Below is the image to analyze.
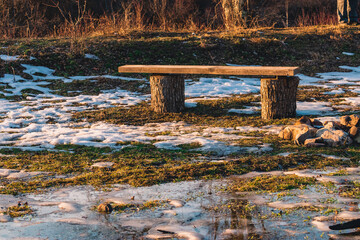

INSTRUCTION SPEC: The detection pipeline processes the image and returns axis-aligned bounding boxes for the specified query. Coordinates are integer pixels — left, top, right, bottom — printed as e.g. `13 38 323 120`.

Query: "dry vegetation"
0 0 341 38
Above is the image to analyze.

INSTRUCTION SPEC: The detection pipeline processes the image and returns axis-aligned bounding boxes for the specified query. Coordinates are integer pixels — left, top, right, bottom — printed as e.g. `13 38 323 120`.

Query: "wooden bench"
118 65 300 119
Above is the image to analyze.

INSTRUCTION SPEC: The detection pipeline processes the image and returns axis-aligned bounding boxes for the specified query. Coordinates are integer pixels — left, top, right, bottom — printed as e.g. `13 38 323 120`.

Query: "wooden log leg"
261 76 299 119
150 74 185 113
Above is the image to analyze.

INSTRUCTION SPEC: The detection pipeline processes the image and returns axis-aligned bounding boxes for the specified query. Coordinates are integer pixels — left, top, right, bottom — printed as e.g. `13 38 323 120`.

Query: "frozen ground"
1 166 360 240
0 57 359 154
0 55 359 239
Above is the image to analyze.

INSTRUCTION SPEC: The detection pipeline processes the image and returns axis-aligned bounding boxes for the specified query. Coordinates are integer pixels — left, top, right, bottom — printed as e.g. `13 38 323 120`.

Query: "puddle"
1 168 360 239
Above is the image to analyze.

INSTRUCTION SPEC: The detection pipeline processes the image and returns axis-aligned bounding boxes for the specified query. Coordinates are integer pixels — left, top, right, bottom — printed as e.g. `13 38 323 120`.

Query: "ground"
0 25 359 239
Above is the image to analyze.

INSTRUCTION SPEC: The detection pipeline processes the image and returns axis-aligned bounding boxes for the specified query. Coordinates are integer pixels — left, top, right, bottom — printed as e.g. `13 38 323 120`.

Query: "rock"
6 170 31 179
316 128 353 147
279 127 292 140
340 114 360 127
222 229 246 236
311 119 323 128
146 233 174 239
97 203 113 213
355 135 360 144
304 137 325 147
0 169 19 177
58 202 79 212
312 221 331 231
0 214 12 223
279 124 317 144
305 142 326 147
168 199 185 208
5 170 48 179
295 116 312 126
105 197 144 206
155 225 204 240
91 162 114 169
294 126 318 145
324 121 343 130
349 126 359 138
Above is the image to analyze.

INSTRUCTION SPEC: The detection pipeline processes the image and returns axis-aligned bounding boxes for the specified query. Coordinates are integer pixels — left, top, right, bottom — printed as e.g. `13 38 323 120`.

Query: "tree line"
0 0 338 38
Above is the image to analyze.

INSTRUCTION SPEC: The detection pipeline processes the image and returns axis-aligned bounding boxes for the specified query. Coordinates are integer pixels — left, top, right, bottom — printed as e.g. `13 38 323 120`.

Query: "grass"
339 181 360 198
0 144 358 195
2 204 33 218
73 99 294 128
229 174 316 193
47 77 149 97
1 26 359 79
110 200 166 213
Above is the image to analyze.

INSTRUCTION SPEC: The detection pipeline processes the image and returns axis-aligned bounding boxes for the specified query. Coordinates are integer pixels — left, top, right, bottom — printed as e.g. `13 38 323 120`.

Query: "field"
0 25 359 239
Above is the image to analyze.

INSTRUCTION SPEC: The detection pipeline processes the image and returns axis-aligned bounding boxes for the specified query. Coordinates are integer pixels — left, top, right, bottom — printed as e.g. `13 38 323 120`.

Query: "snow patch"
296 101 333 115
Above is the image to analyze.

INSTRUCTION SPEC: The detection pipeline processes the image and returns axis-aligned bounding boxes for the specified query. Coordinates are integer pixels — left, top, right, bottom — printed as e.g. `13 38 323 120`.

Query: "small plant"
229 174 316 193
2 203 33 218
110 200 166 213
327 169 349 176
178 142 202 150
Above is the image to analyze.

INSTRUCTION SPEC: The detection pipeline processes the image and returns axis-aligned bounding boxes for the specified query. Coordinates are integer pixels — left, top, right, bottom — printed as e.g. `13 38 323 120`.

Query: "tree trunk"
150 74 185 113
261 76 299 119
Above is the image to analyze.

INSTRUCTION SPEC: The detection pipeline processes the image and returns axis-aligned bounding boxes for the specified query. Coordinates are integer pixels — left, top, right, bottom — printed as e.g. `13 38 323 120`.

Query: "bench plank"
118 65 299 76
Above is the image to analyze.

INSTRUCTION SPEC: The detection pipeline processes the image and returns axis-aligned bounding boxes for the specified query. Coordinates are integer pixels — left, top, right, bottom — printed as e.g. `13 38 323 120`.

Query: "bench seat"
118 65 299 76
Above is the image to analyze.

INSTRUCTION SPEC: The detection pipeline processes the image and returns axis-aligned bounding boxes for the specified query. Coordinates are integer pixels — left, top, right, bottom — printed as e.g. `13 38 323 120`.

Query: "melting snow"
296 101 333 115
84 54 100 60
0 55 21 61
0 54 35 61
185 77 260 97
228 106 260 115
0 60 359 154
342 52 355 56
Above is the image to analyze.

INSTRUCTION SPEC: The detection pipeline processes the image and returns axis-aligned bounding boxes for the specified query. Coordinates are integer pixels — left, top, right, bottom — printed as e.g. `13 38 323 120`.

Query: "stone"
324 121 338 130
312 221 331 232
279 127 292 140
340 114 360 127
58 202 79 212
304 137 325 147
294 126 318 145
91 162 114 169
168 199 185 208
0 169 19 177
97 203 113 214
311 119 323 128
0 214 12 223
279 124 317 144
349 126 359 138
316 128 353 147
355 135 360 144
305 142 326 147
155 225 204 240
295 116 312 126
222 229 246 236
6 171 31 179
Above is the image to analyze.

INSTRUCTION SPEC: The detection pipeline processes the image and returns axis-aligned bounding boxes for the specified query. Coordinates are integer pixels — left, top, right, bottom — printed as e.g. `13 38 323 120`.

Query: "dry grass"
0 0 343 39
